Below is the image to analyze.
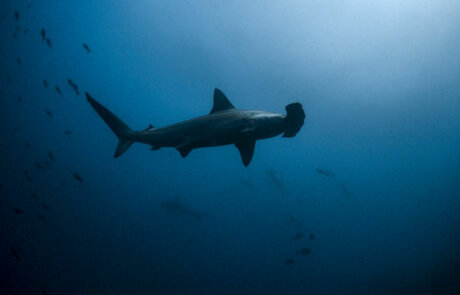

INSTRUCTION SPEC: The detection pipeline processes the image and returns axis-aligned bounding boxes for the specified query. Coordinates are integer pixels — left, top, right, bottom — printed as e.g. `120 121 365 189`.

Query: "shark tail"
86 92 135 157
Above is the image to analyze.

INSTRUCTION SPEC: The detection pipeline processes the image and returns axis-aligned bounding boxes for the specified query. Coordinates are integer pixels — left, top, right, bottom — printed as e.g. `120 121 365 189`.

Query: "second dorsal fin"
209 88 235 114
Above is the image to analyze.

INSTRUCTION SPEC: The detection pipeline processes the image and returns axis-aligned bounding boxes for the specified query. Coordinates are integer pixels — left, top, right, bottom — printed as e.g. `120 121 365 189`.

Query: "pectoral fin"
177 146 192 158
235 138 256 167
176 139 193 158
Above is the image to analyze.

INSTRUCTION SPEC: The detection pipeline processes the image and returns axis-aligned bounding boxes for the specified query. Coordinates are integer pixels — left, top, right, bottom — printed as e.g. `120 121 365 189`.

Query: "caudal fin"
86 92 134 157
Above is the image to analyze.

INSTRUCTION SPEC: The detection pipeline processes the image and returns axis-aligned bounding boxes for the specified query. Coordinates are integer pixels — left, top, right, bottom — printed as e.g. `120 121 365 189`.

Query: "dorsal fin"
210 88 235 114
143 124 154 131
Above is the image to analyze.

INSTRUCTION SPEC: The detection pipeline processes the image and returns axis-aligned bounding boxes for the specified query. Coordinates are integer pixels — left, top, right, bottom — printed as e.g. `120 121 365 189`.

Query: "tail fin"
86 92 135 157
283 102 305 138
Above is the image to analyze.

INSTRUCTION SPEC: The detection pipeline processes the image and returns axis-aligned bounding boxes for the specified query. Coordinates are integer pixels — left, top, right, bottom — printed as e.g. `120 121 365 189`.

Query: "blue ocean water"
1 1 459 294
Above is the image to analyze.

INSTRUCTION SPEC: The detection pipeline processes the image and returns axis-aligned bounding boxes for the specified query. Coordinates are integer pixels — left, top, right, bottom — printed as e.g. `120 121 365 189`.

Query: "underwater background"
1 1 459 294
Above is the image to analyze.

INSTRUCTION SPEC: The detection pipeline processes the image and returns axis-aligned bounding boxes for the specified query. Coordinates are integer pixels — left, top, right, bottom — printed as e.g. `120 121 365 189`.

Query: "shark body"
86 89 305 166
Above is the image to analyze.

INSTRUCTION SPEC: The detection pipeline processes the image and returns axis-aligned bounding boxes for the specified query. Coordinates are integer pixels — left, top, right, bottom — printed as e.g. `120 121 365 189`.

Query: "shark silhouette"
86 89 305 166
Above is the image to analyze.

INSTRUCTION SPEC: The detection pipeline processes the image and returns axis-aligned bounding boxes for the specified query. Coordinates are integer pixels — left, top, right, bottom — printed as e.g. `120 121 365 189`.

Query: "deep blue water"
1 1 459 294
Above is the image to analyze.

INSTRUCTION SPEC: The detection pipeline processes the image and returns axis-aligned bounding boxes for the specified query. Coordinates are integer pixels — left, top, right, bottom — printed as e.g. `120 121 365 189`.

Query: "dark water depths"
1 1 459 294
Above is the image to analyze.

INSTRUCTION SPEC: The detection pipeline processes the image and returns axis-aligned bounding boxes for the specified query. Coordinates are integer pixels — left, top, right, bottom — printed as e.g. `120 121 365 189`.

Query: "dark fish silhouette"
10 246 21 261
12 208 24 215
24 142 31 147
43 160 51 168
13 32 18 39
159 197 205 219
34 162 44 170
285 258 295 265
48 151 54 161
41 28 46 40
32 193 39 200
309 233 315 240
316 168 335 178
38 214 47 223
17 96 23 102
14 11 19 21
73 172 83 183
296 247 312 256
6 76 12 83
24 170 32 181
292 232 305 240
45 109 53 118
27 4 32 9
55 86 62 95
43 79 48 88
45 38 52 48
82 43 91 53
67 79 80 95
16 57 21 65
64 130 72 135
23 28 28 33
15 26 20 31
42 202 51 210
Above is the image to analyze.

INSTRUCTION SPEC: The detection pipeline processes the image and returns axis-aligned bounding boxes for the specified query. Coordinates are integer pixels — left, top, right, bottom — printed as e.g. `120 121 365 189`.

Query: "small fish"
43 160 51 168
292 232 305 240
45 38 52 48
296 247 312 256
38 214 47 223
31 193 39 200
73 172 83 183
64 130 72 135
12 208 24 215
42 202 51 210
6 76 12 83
35 162 44 170
41 28 46 40
316 168 336 178
23 28 28 33
27 4 32 9
13 32 18 39
48 151 54 161
55 86 62 95
82 43 91 53
17 96 23 102
15 26 20 31
24 170 32 181
309 234 315 241
43 79 48 88
10 246 21 261
45 109 53 118
67 79 80 95
16 57 21 65
14 11 19 21
24 142 31 147
285 258 295 265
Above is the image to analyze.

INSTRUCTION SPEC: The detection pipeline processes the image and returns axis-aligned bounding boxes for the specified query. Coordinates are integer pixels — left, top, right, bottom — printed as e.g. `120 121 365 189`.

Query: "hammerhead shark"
86 89 305 166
